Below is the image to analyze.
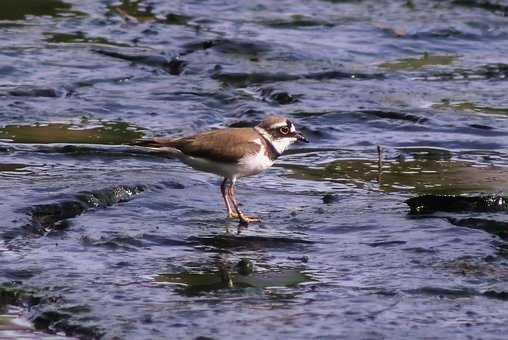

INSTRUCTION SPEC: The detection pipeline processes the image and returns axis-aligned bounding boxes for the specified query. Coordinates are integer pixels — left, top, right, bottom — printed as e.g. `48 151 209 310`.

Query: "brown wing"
131 138 176 148
133 128 262 163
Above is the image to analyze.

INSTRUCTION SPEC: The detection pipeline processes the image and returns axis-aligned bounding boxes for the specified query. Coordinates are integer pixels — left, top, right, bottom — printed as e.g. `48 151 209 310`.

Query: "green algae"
434 100 508 116
380 53 457 71
0 0 84 20
0 121 144 145
155 268 311 295
262 14 334 28
108 0 188 25
44 32 129 47
0 163 26 172
284 148 508 194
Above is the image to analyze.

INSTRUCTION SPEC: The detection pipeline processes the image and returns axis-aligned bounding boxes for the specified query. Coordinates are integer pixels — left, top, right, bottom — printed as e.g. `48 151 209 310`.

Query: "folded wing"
132 128 261 163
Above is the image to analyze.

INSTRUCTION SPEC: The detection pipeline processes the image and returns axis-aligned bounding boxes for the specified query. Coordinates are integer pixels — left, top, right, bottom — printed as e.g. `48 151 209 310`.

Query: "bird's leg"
227 181 259 225
221 178 237 218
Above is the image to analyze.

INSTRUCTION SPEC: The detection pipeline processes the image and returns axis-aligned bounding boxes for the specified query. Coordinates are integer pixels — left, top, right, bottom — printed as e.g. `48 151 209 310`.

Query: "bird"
132 115 308 225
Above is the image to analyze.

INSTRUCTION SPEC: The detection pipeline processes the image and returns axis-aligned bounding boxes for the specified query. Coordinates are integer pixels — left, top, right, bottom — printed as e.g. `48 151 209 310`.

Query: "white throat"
254 126 296 155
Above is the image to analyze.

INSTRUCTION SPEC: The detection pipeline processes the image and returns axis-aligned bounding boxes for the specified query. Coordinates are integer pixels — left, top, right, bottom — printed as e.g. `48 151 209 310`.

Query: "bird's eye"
280 126 290 135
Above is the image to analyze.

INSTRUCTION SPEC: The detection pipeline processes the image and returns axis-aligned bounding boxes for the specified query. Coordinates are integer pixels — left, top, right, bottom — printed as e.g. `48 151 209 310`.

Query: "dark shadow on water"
187 234 313 251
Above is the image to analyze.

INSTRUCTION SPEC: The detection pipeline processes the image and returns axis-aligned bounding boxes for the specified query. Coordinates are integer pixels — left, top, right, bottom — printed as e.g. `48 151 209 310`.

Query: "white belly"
237 151 274 178
179 151 273 180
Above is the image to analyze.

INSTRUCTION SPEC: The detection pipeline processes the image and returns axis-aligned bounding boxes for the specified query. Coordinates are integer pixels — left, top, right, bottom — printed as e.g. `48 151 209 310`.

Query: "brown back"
133 127 262 163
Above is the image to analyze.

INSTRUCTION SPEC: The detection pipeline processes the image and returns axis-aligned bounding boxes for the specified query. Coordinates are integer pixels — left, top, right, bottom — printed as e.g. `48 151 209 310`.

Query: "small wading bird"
133 116 308 225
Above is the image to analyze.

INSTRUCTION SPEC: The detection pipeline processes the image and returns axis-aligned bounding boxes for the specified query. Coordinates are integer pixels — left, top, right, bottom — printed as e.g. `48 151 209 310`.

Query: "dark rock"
287 255 309 262
94 49 186 75
259 87 301 105
322 193 339 204
33 309 104 339
164 13 189 25
453 0 508 16
188 235 313 250
27 184 146 233
447 217 508 240
406 195 508 214
236 258 254 275
181 39 271 56
484 290 508 300
422 63 508 81
8 86 59 97
212 70 383 87
0 284 41 307
362 110 428 123
469 124 493 130
33 310 71 330
366 240 407 247
162 58 187 75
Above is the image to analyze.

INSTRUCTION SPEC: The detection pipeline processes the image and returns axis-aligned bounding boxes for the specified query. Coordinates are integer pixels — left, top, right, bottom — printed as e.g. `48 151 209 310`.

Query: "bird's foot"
238 214 260 226
226 212 260 225
227 212 239 219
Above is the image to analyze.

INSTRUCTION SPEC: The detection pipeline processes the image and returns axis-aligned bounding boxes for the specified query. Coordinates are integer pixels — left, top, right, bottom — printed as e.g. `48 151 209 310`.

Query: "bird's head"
255 115 308 155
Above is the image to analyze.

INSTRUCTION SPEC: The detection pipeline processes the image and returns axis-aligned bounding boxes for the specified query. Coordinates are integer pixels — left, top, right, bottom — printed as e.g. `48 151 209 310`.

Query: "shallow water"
1 0 508 339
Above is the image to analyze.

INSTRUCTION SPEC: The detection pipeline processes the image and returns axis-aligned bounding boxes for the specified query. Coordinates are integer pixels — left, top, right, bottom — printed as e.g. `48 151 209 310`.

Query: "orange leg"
221 178 237 218
227 180 259 225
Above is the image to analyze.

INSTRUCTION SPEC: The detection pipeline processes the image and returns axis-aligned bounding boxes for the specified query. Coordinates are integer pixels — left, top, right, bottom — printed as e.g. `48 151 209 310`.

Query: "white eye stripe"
254 125 298 154
268 122 287 129
269 121 297 133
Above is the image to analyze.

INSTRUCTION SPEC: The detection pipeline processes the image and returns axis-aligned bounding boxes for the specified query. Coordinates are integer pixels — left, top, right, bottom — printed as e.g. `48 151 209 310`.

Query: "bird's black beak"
295 131 309 143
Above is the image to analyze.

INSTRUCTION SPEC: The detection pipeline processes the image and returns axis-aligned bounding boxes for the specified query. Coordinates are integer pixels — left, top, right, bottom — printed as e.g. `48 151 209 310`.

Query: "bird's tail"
129 138 183 159
131 139 160 148
130 138 177 148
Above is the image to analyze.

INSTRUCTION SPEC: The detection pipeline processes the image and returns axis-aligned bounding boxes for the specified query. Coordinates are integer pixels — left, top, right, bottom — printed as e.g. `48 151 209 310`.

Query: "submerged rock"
181 38 272 56
0 284 101 338
379 53 457 71
154 268 311 296
236 258 254 275
211 70 383 87
453 0 508 16
94 49 187 75
258 87 301 105
0 0 79 21
188 234 313 250
447 217 508 240
419 63 508 81
361 110 428 123
0 284 41 307
0 85 61 97
406 195 508 214
322 193 340 204
27 185 146 234
0 121 143 144
287 152 508 194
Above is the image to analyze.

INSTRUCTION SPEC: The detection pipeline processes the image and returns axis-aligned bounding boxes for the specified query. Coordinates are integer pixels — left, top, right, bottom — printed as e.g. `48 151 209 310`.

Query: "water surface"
1 0 508 339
